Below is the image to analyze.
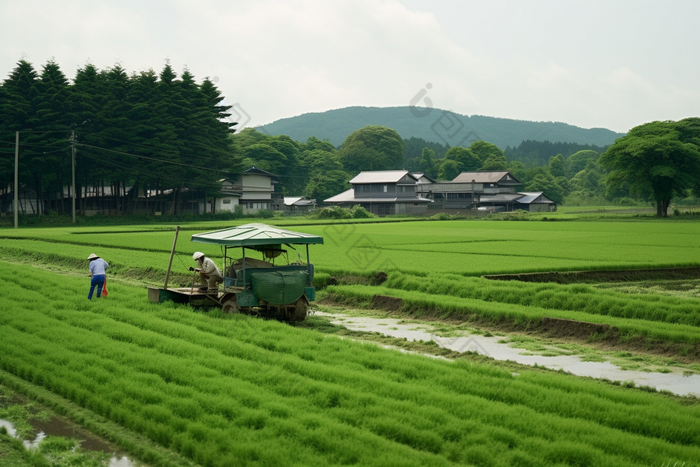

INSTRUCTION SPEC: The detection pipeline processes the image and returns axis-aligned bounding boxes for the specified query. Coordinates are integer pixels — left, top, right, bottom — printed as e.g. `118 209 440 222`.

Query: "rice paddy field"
1 216 700 466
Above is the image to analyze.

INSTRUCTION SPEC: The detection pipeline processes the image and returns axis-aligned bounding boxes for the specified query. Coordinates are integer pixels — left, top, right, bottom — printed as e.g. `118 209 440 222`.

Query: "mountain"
258 106 625 149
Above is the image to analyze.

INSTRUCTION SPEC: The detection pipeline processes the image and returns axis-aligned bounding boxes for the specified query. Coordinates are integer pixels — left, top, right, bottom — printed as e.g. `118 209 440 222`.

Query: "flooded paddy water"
317 312 700 397
0 413 137 466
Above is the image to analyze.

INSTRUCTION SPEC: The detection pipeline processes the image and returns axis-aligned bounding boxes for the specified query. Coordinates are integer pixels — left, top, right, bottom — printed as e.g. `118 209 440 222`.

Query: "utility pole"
14 131 19 229
71 130 76 224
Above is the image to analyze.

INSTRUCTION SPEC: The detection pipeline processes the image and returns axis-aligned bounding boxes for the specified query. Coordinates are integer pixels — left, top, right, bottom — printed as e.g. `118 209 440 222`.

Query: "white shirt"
200 257 221 276
89 258 109 276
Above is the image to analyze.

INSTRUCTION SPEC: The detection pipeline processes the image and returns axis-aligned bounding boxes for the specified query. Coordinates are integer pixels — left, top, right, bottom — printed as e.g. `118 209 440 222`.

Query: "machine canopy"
190 223 324 247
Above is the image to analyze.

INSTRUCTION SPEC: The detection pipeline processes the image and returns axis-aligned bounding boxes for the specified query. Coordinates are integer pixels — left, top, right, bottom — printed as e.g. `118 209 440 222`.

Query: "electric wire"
76 143 230 173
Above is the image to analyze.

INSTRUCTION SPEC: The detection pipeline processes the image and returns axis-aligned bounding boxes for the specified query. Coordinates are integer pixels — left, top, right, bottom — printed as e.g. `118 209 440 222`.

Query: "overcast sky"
1 0 698 133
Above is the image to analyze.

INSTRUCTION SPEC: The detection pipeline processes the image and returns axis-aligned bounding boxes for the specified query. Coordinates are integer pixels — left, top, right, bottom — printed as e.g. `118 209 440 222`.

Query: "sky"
1 0 698 134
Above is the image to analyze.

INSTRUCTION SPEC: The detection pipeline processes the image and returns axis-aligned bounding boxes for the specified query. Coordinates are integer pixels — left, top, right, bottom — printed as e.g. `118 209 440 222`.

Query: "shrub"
350 205 374 219
430 212 453 220
310 206 352 219
618 197 638 206
485 210 531 221
254 209 275 219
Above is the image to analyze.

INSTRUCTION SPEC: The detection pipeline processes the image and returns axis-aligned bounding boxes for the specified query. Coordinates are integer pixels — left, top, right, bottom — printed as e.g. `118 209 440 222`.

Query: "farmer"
191 252 223 291
87 253 109 299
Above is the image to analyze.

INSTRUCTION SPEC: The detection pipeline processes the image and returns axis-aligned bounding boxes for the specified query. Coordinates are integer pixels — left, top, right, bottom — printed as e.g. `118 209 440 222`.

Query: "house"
416 171 522 210
215 167 283 213
452 171 522 193
415 170 557 212
324 170 431 216
283 196 316 213
479 191 557 212
0 185 44 215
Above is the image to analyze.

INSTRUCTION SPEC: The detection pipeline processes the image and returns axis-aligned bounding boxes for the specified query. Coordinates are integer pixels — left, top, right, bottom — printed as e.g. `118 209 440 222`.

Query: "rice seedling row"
325 284 700 346
2 262 700 466
383 272 700 327
2 220 699 276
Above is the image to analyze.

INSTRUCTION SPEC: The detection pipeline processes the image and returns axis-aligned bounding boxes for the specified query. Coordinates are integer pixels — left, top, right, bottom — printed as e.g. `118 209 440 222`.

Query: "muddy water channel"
318 312 700 397
0 415 138 466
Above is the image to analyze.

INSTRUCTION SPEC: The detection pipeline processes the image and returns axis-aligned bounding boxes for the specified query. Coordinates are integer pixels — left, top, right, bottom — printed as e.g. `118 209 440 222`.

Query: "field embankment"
322 270 700 360
1 262 700 466
484 267 700 283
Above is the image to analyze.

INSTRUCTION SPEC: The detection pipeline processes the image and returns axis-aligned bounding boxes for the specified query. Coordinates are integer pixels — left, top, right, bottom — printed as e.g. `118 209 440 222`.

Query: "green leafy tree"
548 153 567 178
507 161 526 182
481 152 508 171
570 159 605 196
404 136 449 171
566 150 599 177
437 159 460 181
267 135 300 188
302 136 336 153
305 169 350 203
338 125 404 174
417 147 437 178
525 173 565 205
469 141 504 164
445 146 481 172
600 118 700 217
294 138 345 197
242 143 287 174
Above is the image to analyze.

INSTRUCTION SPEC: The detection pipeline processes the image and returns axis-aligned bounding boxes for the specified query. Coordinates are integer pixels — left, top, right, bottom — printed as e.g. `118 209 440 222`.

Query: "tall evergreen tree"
1 60 40 213
35 60 72 213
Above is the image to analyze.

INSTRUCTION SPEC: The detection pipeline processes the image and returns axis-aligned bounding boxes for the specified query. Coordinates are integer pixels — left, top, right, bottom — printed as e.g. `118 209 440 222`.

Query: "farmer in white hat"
87 253 109 299
191 252 223 291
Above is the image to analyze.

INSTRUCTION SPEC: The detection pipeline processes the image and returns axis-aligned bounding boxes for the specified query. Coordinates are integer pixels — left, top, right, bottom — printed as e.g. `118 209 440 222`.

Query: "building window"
223 199 231 204
244 202 269 209
383 185 388 193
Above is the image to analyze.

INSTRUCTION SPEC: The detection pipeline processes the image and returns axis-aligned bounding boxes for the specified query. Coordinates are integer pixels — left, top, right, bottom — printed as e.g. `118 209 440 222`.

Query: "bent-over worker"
87 253 109 299
191 252 223 291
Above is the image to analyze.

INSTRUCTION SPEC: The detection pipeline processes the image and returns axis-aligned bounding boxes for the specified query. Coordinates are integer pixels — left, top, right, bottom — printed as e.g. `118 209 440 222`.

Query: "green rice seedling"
2 260 700 466
383 272 700 328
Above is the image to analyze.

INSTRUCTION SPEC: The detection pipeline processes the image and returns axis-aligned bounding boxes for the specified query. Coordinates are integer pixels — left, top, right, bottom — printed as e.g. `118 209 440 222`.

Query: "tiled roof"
324 189 431 204
517 192 554 204
479 193 524 203
349 170 416 184
453 171 520 184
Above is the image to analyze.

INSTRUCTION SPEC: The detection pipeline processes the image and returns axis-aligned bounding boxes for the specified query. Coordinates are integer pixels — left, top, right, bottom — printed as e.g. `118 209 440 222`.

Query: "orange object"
102 279 109 297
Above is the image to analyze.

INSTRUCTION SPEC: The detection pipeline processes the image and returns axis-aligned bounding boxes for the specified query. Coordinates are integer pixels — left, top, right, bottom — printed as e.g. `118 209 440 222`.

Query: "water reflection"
320 312 700 397
0 417 138 466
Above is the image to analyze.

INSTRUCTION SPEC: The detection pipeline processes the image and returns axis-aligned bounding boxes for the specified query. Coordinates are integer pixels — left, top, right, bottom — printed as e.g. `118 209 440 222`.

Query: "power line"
0 147 69 155
0 129 72 134
76 143 230 173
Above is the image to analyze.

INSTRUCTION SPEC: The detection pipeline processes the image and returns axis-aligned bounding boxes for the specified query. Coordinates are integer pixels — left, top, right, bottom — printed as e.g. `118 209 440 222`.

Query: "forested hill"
259 106 625 149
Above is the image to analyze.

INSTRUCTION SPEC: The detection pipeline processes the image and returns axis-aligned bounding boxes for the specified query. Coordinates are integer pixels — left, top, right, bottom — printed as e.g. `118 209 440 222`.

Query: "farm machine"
148 223 323 321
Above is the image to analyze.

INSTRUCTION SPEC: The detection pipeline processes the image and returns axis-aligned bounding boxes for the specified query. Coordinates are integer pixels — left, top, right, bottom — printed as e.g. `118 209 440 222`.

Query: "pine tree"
1 60 40 213
35 60 72 213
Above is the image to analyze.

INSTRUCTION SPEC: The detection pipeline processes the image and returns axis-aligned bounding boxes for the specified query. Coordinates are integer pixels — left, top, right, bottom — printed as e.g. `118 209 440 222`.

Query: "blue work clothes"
88 258 109 299
88 275 106 299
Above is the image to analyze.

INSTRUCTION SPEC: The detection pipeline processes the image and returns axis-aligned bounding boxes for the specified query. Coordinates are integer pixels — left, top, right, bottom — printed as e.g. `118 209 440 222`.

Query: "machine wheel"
221 296 240 314
291 297 308 322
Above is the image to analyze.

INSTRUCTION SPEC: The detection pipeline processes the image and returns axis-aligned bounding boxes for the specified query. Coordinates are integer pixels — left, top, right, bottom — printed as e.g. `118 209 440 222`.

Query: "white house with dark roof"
415 170 557 212
283 196 316 213
216 167 283 213
324 170 431 216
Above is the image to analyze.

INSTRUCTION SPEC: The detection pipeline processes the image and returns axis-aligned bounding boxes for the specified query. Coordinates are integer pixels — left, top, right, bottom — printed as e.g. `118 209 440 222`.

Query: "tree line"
2 58 697 218
0 59 235 215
